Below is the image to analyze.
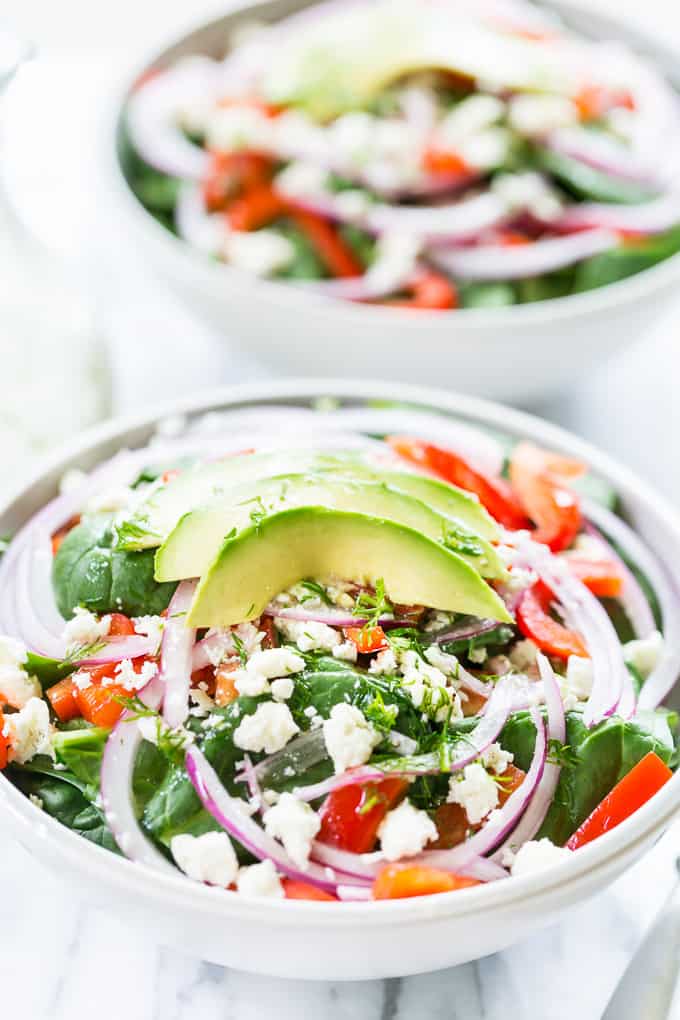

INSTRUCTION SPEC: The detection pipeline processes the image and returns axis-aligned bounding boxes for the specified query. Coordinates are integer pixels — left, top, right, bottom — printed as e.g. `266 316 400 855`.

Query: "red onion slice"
311 842 384 881
429 229 619 280
126 61 214 180
558 191 680 235
185 745 369 893
422 850 508 882
161 580 198 728
414 704 546 871
545 128 663 187
584 501 680 711
100 675 175 872
492 653 565 860
264 606 408 628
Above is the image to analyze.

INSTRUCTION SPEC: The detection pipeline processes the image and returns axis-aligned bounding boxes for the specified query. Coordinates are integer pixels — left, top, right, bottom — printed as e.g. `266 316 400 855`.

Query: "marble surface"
3 1 680 1016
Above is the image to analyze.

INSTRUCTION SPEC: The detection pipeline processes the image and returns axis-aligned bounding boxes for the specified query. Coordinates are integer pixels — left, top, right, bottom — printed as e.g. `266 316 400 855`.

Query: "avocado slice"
119 449 498 550
155 474 506 582
187 506 513 628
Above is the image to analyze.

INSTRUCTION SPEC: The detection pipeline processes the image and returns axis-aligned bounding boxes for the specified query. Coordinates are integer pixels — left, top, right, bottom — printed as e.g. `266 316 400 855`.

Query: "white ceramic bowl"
1 379 679 981
103 1 680 404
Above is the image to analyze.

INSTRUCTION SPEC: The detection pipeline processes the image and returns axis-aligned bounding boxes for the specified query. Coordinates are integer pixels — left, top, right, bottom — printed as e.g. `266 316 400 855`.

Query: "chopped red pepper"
516 580 588 660
203 151 273 212
318 778 408 854
289 208 363 278
389 271 458 310
388 435 529 530
422 147 471 177
107 613 137 636
344 626 388 655
0 709 10 769
510 441 584 552
567 752 672 850
373 864 481 899
282 879 338 901
227 185 288 231
567 558 624 598
47 677 80 722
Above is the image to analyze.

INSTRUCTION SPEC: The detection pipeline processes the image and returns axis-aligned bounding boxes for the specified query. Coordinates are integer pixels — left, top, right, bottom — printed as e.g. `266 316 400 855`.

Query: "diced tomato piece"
344 626 388 655
373 864 481 899
258 616 279 649
510 441 584 552
76 683 129 727
47 677 80 722
566 558 624 598
215 662 240 707
567 752 672 850
422 147 471 176
430 802 469 849
389 271 458 310
318 778 408 854
461 689 488 717
388 436 529 530
516 581 588 659
202 151 274 211
497 763 526 806
0 709 9 769
227 185 287 231
282 879 338 901
191 664 216 696
574 84 635 121
289 209 363 278
107 613 136 636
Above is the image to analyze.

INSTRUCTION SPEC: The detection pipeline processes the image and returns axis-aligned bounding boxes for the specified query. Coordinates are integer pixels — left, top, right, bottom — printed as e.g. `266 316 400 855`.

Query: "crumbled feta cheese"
235 646 304 697
334 189 371 221
624 631 664 679
481 742 514 776
137 716 160 745
271 676 294 701
203 623 263 668
448 762 499 825
275 160 330 200
332 641 358 663
189 687 217 716
365 233 421 293
369 648 398 675
509 639 539 672
29 793 44 810
133 615 164 651
4 698 53 763
401 650 461 722
459 127 511 170
562 655 593 703
206 105 271 152
233 667 270 697
377 799 437 861
72 670 93 691
234 702 299 754
225 229 295 277
236 859 284 899
424 644 460 678
85 486 134 513
510 838 572 877
508 94 578 136
263 792 320 870
170 832 239 887
322 703 380 774
436 95 506 148
62 607 110 651
0 668 41 709
492 171 562 221
0 635 27 668
330 111 377 166
110 658 158 692
276 618 341 654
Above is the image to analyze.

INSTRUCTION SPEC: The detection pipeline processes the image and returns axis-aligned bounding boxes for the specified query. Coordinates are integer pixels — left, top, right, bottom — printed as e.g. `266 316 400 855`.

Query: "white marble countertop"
3 1 680 1016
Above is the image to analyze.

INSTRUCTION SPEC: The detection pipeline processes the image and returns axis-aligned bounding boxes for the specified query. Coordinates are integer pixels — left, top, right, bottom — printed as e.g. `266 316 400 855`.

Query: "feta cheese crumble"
62 607 111 651
236 859 284 899
170 832 239 887
0 636 41 708
233 702 299 754
3 697 53 763
624 631 664 679
481 742 514 776
275 618 341 654
377 799 437 861
263 792 321 870
448 762 499 825
510 838 572 877
322 703 381 774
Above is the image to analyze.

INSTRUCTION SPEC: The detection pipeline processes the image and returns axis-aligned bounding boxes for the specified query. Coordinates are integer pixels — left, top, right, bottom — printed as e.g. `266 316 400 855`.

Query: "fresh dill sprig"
232 632 248 666
546 738 579 768
353 578 393 631
298 580 333 606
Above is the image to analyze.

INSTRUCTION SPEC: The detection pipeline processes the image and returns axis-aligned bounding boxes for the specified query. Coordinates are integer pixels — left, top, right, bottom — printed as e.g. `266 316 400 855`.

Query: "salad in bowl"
122 0 680 310
0 397 677 909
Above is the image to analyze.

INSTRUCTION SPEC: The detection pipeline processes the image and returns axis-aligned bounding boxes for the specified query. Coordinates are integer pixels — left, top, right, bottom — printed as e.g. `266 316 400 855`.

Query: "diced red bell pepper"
373 864 481 899
318 778 409 854
566 558 624 598
567 752 672 850
282 879 338 901
516 581 588 659
289 208 363 278
344 626 388 655
0 709 9 769
510 441 585 552
388 436 529 530
107 613 136 636
47 677 81 722
388 272 459 310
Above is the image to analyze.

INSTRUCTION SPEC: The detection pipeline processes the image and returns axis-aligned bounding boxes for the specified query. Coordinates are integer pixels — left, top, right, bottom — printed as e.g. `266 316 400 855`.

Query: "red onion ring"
100 675 175 872
429 228 619 280
185 745 369 893
545 128 663 187
161 580 198 729
558 191 680 235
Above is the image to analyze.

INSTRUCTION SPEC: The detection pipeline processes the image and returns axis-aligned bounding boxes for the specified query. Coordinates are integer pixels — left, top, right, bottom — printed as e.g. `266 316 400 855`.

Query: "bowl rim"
103 0 680 330
2 376 680 924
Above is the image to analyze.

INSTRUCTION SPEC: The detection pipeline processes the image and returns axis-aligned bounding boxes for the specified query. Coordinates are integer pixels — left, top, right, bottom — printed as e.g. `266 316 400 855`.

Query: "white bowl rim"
1 376 680 925
103 0 680 330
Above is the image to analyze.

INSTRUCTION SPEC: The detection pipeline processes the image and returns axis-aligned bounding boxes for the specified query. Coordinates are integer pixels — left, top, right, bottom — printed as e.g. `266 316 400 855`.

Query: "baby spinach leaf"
500 708 674 845
535 147 660 204
573 227 680 293
52 513 176 619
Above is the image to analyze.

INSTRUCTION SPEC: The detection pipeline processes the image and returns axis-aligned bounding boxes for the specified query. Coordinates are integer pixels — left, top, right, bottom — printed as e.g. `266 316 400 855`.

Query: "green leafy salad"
122 0 680 310
0 402 676 902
